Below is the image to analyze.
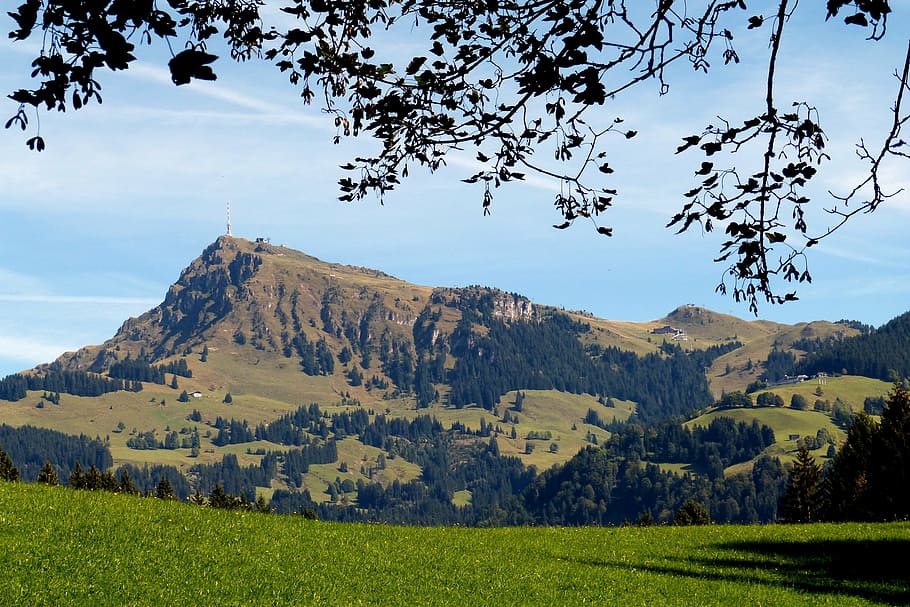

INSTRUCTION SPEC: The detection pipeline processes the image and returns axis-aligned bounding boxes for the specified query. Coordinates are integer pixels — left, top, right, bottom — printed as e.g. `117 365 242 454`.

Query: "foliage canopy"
4 0 908 312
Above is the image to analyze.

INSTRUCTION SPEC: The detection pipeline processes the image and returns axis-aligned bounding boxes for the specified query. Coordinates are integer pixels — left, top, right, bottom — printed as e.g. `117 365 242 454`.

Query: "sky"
1 5 909 377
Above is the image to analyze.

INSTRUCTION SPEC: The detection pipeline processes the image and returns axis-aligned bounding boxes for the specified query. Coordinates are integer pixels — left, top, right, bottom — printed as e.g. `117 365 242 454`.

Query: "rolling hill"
0 236 899 523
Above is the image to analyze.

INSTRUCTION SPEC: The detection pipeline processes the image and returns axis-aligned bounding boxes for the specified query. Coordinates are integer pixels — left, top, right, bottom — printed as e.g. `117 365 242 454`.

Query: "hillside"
0 236 900 523
4 482 908 606
0 238 709 458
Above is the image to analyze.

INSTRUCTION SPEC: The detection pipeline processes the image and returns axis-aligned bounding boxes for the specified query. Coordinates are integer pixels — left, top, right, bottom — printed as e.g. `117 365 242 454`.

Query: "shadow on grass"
565 538 910 605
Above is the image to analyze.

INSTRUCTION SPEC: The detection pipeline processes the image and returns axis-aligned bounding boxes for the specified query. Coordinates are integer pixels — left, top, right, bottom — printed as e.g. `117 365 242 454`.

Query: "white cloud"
125 62 327 128
0 335 76 367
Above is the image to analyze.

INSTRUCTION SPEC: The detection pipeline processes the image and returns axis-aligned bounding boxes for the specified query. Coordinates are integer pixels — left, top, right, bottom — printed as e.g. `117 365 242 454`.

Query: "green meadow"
1 482 908 606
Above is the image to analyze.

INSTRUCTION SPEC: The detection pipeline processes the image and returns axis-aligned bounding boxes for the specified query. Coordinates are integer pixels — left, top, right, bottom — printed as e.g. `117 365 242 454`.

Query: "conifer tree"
823 387 910 521
188 488 208 506
255 494 274 514
119 469 137 494
36 461 59 486
69 462 85 489
155 478 177 500
0 447 20 482
780 446 823 523
868 385 910 519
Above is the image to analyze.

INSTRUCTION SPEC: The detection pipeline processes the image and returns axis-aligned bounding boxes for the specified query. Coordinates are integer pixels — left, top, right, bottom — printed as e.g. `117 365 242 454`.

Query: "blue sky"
1 6 909 377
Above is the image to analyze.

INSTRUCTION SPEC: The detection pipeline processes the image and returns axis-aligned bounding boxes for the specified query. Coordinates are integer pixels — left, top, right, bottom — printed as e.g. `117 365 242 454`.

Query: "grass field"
1 482 908 606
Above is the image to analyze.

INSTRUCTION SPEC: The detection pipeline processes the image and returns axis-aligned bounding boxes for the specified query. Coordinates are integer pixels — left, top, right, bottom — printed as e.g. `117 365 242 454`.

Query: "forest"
0 400 786 526
4 384 910 526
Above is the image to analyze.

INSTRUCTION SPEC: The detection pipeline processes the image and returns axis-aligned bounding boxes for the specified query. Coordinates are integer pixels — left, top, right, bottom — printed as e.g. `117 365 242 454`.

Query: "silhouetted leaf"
844 13 868 27
168 49 219 85
676 135 701 153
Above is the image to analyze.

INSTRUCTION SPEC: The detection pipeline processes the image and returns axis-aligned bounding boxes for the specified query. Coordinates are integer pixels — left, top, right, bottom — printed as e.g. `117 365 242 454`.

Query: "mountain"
0 236 898 524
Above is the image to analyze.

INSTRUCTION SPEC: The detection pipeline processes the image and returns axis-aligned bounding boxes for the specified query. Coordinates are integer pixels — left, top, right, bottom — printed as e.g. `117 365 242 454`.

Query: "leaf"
596 226 613 236
406 56 427 75
747 15 764 29
700 141 722 156
553 221 571 229
25 135 44 151
844 13 868 27
168 49 219 86
7 0 40 40
676 135 701 154
695 162 713 175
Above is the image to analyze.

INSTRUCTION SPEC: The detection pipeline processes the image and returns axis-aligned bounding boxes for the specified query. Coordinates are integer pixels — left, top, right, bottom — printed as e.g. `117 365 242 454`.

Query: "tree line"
0 370 139 402
108 356 192 384
4 387 908 527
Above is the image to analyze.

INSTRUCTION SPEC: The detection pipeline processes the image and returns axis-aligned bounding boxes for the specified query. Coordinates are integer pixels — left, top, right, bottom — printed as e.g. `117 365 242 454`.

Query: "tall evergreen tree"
155 478 177 500
119 469 137 494
0 446 20 481
824 387 910 521
36 460 59 485
868 385 910 519
69 462 85 489
780 446 823 523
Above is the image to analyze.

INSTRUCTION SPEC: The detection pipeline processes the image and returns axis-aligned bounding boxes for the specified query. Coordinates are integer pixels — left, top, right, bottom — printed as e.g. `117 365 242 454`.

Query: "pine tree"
869 385 910 520
513 391 524 412
37 461 59 485
0 447 20 482
155 478 177 500
255 494 274 514
69 462 85 489
119 469 137 494
223 392 233 404
188 489 208 506
780 446 823 523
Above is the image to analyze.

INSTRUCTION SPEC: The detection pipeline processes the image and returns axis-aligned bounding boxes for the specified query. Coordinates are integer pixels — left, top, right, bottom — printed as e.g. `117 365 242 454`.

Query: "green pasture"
688 407 843 444
1 482 908 606
760 375 892 412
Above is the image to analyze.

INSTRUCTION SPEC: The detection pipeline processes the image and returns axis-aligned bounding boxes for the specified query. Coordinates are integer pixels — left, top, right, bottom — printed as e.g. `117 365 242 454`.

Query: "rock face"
492 292 536 323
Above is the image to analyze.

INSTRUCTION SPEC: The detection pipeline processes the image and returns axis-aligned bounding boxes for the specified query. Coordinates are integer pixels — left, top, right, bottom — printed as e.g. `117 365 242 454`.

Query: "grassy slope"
1 482 908 606
685 375 893 474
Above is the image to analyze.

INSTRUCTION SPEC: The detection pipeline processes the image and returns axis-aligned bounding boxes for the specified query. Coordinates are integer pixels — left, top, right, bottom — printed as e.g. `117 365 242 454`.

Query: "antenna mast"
226 201 232 236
